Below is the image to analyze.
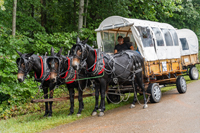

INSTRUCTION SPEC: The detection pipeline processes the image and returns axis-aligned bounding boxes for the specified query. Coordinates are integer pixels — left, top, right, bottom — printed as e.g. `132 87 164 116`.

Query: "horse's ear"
50 47 54 56
57 47 63 57
76 37 81 43
26 51 34 57
82 36 90 44
16 50 22 56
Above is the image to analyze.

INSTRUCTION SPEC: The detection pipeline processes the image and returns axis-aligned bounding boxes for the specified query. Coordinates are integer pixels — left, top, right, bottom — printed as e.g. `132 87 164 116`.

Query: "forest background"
0 0 200 119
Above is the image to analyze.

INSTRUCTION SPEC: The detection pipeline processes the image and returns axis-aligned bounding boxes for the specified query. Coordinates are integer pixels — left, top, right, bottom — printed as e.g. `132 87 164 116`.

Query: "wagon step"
31 93 95 103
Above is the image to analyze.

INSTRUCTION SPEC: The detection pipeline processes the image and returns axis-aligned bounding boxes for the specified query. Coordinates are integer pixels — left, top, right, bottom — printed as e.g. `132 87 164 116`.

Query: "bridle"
47 56 62 75
73 43 90 68
16 56 34 78
48 55 73 79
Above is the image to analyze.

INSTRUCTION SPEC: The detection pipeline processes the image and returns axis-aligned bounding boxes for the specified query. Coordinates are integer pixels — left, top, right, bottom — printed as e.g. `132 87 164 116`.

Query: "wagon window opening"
180 38 189 50
169 29 179 46
151 27 164 46
161 28 173 46
136 26 154 47
101 32 116 53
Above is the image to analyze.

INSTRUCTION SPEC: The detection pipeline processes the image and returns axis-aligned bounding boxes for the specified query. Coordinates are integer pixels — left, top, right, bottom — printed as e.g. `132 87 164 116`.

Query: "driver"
114 36 134 54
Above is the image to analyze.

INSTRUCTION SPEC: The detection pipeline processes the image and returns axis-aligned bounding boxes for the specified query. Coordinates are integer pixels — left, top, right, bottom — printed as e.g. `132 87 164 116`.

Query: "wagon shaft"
31 93 95 103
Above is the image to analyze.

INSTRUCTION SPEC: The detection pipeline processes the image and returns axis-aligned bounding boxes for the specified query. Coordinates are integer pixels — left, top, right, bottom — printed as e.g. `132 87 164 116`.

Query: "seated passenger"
114 36 134 54
136 47 140 54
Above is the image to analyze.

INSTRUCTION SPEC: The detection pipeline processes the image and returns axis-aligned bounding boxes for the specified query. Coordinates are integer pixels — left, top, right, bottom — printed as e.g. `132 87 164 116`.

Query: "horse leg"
68 87 75 116
136 72 148 109
98 79 106 117
130 81 137 108
77 84 84 117
48 87 54 117
92 83 100 116
43 87 49 116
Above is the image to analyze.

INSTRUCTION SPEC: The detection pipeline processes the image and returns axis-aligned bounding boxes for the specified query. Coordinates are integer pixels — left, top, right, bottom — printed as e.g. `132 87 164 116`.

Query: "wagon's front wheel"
147 83 161 103
189 66 199 80
176 76 187 94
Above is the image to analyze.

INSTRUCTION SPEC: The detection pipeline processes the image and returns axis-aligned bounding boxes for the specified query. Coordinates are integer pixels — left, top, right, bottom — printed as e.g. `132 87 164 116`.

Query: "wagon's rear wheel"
106 92 120 104
189 66 199 80
176 76 187 94
147 83 161 103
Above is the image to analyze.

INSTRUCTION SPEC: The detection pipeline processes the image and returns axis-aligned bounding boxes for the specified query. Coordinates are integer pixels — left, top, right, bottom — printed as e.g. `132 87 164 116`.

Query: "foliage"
0 0 5 10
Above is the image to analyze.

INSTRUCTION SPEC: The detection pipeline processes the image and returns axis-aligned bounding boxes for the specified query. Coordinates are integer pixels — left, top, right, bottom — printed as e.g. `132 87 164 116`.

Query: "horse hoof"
143 104 148 109
77 114 81 117
98 112 104 117
68 112 73 116
98 109 101 112
130 104 135 109
48 115 52 118
92 111 97 116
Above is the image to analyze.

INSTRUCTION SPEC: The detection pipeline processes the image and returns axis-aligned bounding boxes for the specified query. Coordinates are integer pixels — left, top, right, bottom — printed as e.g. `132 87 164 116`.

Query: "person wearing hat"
114 36 134 54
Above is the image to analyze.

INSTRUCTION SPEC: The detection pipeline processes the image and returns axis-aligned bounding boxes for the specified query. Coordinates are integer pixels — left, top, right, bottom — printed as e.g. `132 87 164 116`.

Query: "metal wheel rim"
180 77 187 91
192 67 198 79
153 85 161 100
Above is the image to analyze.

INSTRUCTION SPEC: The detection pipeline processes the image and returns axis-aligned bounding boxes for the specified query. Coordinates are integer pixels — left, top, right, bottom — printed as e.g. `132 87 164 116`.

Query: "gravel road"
42 80 200 133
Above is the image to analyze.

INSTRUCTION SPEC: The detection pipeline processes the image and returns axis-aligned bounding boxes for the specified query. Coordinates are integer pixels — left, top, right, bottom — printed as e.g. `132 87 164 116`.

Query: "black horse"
71 37 147 117
47 47 88 116
16 50 55 117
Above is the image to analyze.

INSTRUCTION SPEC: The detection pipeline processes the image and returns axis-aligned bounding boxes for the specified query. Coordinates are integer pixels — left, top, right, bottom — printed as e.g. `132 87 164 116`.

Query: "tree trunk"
84 0 89 27
78 0 84 31
12 0 17 37
73 0 76 27
31 4 34 18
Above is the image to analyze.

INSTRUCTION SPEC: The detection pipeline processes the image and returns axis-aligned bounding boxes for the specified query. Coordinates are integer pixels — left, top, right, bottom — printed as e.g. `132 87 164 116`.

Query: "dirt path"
42 80 200 133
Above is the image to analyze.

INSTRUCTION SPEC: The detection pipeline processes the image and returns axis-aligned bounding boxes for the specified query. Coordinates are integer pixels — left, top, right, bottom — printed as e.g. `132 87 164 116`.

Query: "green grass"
0 64 200 133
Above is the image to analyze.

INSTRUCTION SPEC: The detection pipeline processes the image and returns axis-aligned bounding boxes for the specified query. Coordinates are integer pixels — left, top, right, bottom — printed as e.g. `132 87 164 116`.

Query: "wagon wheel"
189 66 199 80
147 83 161 103
106 91 120 104
176 76 187 94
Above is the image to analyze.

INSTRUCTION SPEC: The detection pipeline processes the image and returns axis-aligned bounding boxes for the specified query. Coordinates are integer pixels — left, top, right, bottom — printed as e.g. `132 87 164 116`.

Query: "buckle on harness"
113 78 118 84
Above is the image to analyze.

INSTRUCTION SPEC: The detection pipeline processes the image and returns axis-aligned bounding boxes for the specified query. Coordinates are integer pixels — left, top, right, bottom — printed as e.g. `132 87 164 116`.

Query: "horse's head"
47 47 63 83
72 37 89 70
16 50 34 82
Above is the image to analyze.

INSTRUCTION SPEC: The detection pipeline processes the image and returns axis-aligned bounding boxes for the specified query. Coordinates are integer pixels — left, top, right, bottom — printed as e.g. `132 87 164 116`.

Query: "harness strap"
34 56 50 81
60 57 70 79
97 53 105 75
92 50 97 71
88 49 105 75
66 71 76 84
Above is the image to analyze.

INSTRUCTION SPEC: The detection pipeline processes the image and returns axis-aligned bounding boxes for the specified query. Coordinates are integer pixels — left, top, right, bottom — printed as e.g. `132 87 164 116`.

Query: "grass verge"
0 64 200 133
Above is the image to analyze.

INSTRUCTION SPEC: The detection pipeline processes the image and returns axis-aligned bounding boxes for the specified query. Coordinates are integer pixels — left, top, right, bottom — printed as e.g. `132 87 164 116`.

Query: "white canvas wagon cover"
176 29 199 56
95 16 181 61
